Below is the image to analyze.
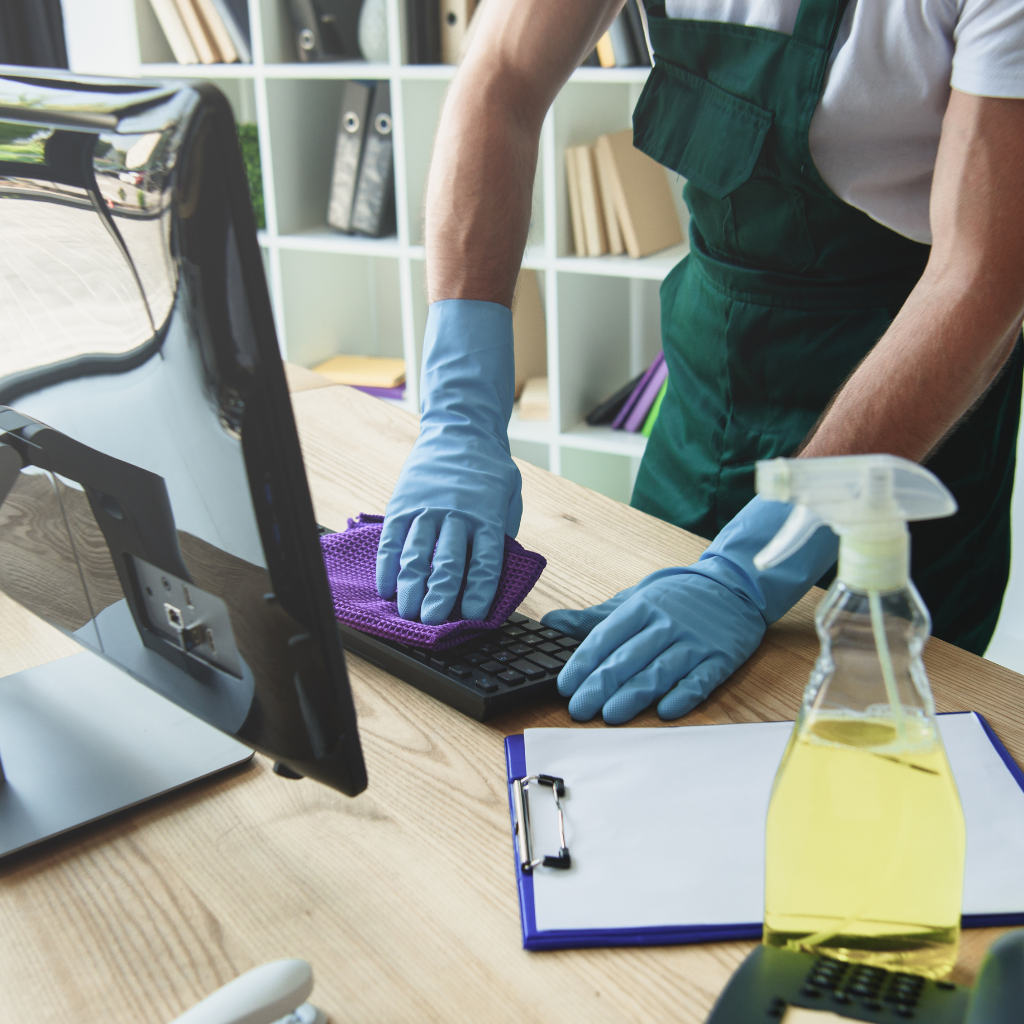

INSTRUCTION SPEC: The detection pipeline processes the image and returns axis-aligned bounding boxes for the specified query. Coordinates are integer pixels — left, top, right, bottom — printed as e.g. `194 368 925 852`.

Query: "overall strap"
791 0 852 50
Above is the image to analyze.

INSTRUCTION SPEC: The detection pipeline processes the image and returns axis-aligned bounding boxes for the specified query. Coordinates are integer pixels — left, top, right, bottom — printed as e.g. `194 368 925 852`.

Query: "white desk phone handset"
169 960 326 1024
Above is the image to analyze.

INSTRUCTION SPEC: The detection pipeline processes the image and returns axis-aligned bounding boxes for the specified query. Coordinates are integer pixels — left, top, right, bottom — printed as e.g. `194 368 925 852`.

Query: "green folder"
641 379 668 437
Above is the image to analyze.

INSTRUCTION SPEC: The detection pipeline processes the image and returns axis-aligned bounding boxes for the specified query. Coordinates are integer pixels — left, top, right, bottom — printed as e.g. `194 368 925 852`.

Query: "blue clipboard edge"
505 712 1024 951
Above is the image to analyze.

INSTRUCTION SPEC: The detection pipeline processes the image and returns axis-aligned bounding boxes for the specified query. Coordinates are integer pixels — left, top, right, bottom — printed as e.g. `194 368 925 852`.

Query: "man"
376 0 1024 724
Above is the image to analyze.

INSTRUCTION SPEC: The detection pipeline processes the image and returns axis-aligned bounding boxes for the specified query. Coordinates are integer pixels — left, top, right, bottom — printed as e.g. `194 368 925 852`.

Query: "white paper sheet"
523 713 1024 933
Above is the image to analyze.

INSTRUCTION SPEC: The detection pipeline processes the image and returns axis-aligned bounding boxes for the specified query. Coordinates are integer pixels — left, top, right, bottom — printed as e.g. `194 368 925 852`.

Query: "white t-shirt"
661 0 1024 243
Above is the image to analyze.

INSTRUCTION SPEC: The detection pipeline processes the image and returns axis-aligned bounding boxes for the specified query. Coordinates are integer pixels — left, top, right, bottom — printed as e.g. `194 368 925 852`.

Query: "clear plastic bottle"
754 456 966 978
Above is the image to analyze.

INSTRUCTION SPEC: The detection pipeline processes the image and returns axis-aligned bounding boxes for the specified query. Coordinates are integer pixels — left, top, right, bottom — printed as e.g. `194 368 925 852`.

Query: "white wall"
61 0 141 75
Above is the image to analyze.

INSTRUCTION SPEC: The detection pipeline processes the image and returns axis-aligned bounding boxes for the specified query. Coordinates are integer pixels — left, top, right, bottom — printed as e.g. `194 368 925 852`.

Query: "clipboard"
504 713 1024 952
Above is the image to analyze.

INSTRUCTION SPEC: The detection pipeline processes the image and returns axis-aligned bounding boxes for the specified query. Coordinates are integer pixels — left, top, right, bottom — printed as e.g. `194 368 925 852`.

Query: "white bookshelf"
113 0 690 503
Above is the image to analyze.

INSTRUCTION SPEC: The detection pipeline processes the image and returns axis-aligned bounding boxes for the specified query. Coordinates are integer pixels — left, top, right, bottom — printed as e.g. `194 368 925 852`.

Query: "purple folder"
610 352 664 430
622 357 669 433
351 383 406 400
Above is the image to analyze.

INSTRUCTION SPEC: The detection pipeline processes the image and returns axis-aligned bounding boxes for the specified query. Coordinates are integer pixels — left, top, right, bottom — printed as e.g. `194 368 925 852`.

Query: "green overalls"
630 0 1022 655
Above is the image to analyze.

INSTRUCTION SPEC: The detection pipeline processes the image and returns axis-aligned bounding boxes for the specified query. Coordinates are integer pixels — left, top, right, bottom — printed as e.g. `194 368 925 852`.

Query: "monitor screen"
0 70 366 796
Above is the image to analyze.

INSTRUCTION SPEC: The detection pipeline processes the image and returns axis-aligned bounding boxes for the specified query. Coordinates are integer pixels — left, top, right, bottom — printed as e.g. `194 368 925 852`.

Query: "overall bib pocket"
633 59 771 199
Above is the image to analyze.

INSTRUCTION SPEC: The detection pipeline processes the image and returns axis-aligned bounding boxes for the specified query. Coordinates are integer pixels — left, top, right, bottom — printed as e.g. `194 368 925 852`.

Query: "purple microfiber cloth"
321 514 547 649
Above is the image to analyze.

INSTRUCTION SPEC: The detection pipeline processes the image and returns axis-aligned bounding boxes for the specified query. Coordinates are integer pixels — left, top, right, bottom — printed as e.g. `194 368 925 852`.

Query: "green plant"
236 123 265 230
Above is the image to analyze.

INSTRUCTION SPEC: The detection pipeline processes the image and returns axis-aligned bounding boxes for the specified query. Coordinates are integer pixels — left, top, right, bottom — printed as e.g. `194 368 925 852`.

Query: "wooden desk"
2 380 1022 1024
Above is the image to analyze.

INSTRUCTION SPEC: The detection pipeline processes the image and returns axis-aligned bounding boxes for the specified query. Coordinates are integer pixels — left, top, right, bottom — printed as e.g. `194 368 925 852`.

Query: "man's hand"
800 91 1024 461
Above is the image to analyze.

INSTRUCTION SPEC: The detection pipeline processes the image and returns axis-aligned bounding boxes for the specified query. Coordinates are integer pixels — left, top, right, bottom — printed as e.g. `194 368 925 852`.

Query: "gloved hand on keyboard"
541 496 839 724
377 299 522 625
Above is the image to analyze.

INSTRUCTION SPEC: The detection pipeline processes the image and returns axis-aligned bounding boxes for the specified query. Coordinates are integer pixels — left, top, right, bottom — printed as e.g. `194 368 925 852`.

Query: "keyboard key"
492 650 518 664
539 629 562 640
498 670 525 685
525 652 561 671
511 659 546 680
502 626 527 639
507 643 533 656
428 655 451 670
520 634 544 646
476 643 501 654
473 678 498 693
507 612 529 625
556 636 580 649
554 650 573 663
496 636 516 647
408 647 429 660
463 653 488 665
538 642 561 654
448 664 473 679
518 620 547 632
481 661 504 674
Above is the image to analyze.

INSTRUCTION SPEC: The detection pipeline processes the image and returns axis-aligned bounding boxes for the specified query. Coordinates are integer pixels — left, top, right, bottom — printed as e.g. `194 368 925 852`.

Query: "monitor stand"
0 649 254 859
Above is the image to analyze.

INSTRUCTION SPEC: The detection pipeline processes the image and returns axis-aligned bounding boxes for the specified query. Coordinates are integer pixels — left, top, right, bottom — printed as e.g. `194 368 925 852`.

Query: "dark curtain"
0 0 68 68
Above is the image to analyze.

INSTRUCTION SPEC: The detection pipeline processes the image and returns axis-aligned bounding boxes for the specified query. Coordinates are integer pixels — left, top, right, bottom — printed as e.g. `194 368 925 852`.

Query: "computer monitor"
0 68 366 857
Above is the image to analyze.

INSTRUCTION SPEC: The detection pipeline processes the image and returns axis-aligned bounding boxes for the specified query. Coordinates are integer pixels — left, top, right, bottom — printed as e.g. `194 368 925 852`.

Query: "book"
596 129 684 258
406 0 440 63
440 0 475 64
506 713 1024 949
607 10 637 67
593 140 624 255
517 377 549 421
624 0 651 67
147 0 199 63
350 82 396 237
327 81 372 232
576 146 607 257
641 378 667 437
565 146 586 257
512 269 547 398
287 0 363 61
595 31 615 68
585 372 644 426
208 0 250 61
193 0 239 62
622 354 668 432
172 0 218 63
312 355 406 388
611 352 663 430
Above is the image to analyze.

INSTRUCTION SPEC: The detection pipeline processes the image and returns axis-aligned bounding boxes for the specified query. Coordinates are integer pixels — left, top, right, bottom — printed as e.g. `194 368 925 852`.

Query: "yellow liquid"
763 713 965 978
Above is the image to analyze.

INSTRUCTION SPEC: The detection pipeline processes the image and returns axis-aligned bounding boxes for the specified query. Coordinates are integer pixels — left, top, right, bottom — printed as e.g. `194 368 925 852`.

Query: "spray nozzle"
753 455 956 589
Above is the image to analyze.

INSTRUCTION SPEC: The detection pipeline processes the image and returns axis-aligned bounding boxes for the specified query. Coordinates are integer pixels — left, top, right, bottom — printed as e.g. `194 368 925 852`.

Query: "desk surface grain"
1 381 1021 1024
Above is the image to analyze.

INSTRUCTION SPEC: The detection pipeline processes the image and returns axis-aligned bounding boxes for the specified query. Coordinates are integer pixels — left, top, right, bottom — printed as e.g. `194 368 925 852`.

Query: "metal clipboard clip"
512 774 571 874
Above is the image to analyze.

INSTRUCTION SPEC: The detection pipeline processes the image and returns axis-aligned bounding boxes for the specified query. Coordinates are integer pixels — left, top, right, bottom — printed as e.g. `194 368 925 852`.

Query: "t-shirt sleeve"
952 0 1024 98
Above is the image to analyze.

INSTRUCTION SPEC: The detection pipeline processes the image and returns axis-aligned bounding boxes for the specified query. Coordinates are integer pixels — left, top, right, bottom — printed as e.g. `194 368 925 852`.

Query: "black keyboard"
335 612 577 720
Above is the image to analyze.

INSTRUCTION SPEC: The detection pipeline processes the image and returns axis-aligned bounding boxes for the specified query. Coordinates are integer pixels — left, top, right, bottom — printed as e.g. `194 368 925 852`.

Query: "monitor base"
0 649 254 859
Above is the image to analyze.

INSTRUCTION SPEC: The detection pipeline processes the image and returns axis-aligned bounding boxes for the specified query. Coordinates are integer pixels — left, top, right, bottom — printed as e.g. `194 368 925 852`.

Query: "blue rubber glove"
542 496 839 724
377 299 523 624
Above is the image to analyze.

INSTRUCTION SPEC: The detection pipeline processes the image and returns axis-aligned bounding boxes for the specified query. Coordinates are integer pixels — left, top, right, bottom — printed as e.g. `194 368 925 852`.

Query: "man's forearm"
425 63 542 307
801 91 1024 462
424 0 623 307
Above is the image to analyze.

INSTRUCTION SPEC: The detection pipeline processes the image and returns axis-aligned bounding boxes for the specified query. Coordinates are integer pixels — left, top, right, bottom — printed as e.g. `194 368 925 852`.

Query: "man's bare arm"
801 90 1024 462
425 0 625 307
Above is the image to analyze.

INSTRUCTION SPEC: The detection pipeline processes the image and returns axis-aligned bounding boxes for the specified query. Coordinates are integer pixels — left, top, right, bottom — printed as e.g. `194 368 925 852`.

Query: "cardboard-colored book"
512 269 547 398
148 0 199 63
594 140 625 255
565 146 586 257
172 0 219 63
577 145 608 256
595 31 615 68
313 355 406 388
596 129 684 258
517 377 549 421
193 0 239 62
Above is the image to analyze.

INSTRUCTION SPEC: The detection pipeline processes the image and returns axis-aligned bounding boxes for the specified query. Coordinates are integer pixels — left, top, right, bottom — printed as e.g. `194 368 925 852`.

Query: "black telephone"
706 930 1024 1023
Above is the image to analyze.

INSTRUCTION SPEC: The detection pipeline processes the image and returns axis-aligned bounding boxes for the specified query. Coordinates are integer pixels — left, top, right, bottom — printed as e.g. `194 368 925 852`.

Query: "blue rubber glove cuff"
376 299 523 624
544 496 839 723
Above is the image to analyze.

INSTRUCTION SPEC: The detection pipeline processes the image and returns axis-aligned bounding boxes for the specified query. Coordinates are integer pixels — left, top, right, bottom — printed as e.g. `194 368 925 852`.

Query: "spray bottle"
754 454 966 978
